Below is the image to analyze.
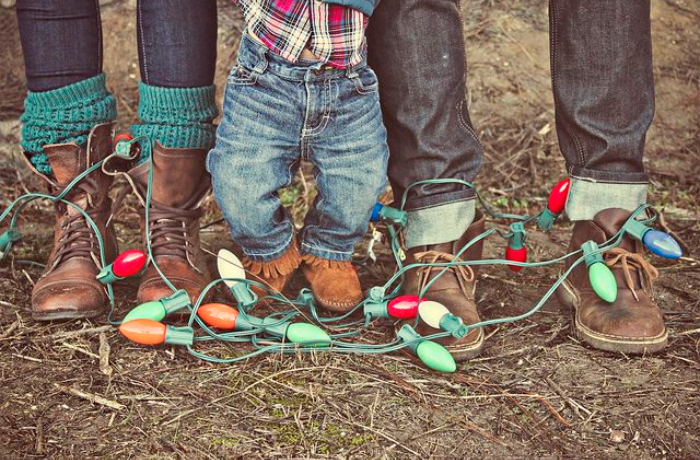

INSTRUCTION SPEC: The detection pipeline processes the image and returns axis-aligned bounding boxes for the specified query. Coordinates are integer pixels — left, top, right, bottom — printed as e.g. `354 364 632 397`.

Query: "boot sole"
557 277 668 354
32 308 105 322
447 328 485 362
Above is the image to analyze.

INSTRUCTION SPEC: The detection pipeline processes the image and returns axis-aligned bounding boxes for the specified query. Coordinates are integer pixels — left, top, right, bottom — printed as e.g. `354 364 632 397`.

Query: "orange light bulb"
197 303 239 330
119 319 166 345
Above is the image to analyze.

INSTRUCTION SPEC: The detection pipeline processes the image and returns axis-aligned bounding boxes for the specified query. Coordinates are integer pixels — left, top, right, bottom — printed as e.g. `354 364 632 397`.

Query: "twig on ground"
53 383 125 411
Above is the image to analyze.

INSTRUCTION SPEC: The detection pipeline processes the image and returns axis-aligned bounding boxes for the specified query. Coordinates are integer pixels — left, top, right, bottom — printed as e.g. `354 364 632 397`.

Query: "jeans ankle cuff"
300 242 353 262
405 198 476 248
566 176 648 221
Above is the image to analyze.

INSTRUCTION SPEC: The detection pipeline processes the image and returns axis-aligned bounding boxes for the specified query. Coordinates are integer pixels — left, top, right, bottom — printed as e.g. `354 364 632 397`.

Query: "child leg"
207 64 304 295
300 66 389 311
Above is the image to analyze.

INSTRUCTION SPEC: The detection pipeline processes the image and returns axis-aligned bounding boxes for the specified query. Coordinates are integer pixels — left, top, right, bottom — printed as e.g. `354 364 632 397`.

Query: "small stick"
38 325 113 342
35 418 44 454
0 320 19 339
99 332 113 377
53 383 125 411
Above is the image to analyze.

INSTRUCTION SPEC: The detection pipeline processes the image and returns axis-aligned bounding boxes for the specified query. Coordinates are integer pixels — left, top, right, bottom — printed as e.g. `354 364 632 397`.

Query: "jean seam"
94 0 103 74
137 0 148 84
243 230 295 258
570 173 649 185
304 79 332 137
300 241 352 255
407 194 476 212
456 100 484 152
550 0 587 168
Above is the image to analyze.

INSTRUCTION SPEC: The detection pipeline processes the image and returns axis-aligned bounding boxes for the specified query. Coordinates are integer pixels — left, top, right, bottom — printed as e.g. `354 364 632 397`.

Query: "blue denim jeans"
207 35 389 263
16 0 217 91
367 0 654 246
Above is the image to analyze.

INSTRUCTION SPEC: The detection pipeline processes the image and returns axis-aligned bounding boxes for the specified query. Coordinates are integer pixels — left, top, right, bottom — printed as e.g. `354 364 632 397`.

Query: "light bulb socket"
0 230 21 261
537 208 559 231
231 283 257 309
367 286 386 302
96 265 121 285
161 290 192 314
508 222 526 250
380 206 408 228
114 136 141 159
363 301 389 320
397 324 422 353
439 314 469 339
164 326 194 346
621 218 649 242
581 240 604 267
261 317 291 338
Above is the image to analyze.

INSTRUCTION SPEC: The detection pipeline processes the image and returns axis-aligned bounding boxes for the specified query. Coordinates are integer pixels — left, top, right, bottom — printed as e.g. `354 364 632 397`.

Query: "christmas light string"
0 135 683 372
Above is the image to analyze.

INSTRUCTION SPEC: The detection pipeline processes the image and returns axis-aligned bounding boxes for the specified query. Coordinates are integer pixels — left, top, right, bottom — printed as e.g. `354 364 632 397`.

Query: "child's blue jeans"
207 35 389 263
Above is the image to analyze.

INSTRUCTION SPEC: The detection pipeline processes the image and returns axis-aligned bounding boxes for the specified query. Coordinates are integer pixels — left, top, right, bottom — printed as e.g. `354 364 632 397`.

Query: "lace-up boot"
558 208 667 354
27 123 118 321
128 143 211 304
402 211 486 360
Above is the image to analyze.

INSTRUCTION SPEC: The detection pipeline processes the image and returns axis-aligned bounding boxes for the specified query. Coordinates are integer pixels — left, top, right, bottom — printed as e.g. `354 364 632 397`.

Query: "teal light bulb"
285 323 331 346
588 262 617 303
415 341 456 373
122 301 167 323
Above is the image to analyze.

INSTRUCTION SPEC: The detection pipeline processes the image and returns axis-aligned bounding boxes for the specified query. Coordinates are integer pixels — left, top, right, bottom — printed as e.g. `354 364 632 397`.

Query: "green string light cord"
1 136 660 366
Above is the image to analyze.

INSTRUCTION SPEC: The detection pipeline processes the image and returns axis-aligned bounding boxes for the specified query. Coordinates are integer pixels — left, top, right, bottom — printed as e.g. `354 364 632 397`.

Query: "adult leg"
16 0 117 320
551 0 666 353
367 0 486 360
128 0 219 303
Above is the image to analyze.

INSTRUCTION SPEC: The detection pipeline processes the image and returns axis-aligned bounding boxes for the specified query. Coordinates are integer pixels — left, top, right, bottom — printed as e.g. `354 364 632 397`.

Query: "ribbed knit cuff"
133 82 217 162
20 74 117 170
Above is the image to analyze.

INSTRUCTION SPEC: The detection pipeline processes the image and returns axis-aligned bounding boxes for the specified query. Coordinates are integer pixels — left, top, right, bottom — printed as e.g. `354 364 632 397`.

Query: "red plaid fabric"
235 0 368 69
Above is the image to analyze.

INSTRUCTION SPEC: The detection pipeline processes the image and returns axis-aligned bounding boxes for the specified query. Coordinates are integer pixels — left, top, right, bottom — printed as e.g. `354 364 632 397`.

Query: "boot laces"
148 201 200 262
53 178 103 261
604 247 659 301
414 250 476 296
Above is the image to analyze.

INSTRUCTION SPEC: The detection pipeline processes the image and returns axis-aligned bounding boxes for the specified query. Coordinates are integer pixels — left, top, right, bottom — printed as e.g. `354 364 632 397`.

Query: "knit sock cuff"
133 82 217 161
21 73 117 155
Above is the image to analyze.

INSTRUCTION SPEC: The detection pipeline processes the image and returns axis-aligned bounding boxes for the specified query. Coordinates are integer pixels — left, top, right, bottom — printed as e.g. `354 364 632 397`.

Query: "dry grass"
1 0 699 458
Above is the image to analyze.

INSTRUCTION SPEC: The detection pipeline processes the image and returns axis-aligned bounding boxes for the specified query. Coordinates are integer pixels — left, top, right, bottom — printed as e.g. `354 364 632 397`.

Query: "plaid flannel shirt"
235 0 369 69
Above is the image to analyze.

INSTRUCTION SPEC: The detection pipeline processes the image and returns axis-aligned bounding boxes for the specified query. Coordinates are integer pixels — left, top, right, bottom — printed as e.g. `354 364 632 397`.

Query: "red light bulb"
112 249 147 278
547 178 571 214
197 303 239 330
505 246 527 272
119 319 166 345
386 295 424 319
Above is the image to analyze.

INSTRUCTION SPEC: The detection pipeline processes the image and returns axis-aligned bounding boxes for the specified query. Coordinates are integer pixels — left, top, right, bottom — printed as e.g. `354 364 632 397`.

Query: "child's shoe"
244 240 301 300
301 255 363 313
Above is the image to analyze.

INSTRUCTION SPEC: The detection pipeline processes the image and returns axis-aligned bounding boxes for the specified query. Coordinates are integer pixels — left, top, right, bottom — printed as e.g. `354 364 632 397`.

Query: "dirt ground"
1 0 699 458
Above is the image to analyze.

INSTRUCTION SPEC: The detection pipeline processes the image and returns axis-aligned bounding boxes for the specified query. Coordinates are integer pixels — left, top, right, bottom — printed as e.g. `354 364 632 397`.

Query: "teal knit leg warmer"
132 82 217 162
20 74 117 175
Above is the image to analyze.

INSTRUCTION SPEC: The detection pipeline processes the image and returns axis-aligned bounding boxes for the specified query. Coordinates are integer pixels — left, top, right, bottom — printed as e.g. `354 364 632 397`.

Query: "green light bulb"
285 323 331 346
122 301 167 323
415 341 456 373
588 262 617 303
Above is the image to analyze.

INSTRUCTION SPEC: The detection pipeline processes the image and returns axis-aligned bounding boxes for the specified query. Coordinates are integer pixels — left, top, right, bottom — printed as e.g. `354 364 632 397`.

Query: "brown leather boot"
301 255 363 312
243 240 301 299
558 208 667 354
127 143 211 304
403 211 486 361
27 123 118 321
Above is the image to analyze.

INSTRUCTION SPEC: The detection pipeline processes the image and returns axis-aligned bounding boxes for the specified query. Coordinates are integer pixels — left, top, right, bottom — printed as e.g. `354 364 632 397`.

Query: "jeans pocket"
227 64 258 86
350 67 379 95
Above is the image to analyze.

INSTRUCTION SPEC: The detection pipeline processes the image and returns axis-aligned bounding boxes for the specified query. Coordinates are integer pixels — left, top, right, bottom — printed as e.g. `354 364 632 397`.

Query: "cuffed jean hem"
404 197 476 248
568 165 649 184
566 176 648 221
402 187 477 212
300 242 354 262
239 232 295 263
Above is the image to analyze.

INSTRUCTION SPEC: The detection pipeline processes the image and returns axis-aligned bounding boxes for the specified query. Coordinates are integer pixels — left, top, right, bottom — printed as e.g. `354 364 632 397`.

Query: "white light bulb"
217 249 246 288
418 301 450 329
